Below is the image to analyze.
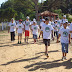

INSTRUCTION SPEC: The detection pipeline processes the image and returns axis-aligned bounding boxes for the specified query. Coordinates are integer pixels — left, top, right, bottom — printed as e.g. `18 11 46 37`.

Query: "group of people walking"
8 15 72 60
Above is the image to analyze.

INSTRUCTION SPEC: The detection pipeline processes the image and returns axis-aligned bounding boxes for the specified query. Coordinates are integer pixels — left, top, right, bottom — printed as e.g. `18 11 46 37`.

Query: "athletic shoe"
18 41 19 44
46 54 49 58
20 41 21 44
24 39 26 43
64 56 67 60
62 57 64 61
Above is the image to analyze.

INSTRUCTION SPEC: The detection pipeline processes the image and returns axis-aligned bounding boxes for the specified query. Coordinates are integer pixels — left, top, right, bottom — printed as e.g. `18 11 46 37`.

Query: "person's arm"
8 26 10 33
69 34 71 44
58 34 61 40
51 30 53 37
16 28 18 33
58 29 61 41
70 31 72 33
22 28 24 34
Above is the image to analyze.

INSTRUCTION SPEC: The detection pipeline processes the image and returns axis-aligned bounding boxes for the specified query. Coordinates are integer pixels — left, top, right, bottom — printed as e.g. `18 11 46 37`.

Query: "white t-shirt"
51 21 54 26
16 23 24 33
40 22 45 31
8 22 16 32
69 23 72 31
57 19 61 25
61 19 68 23
42 24 53 39
31 25 39 35
23 20 31 30
59 27 70 43
53 23 60 31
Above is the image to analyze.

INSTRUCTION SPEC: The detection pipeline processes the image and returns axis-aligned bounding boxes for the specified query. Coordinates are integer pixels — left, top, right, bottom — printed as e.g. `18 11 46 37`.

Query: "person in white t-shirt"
16 19 24 44
50 19 54 40
31 18 36 34
58 21 71 61
61 15 68 25
39 19 45 39
42 18 53 58
23 16 31 43
53 20 60 43
69 22 72 45
31 21 39 43
8 18 16 41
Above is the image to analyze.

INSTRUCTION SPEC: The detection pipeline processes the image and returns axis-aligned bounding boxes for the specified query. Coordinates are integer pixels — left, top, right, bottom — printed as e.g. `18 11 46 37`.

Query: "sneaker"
24 39 26 43
46 54 49 58
62 57 64 61
27 41 29 44
20 41 21 44
64 56 67 60
18 41 19 44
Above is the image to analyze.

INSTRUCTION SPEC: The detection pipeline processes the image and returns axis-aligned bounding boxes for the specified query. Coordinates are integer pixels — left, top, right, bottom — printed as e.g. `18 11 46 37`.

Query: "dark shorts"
18 33 22 36
33 34 37 39
43 39 50 46
61 43 68 53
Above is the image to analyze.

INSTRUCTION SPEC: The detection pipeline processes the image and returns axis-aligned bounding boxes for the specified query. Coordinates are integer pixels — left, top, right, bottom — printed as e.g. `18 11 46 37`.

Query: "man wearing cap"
16 19 24 44
39 19 45 39
8 18 16 41
23 16 31 43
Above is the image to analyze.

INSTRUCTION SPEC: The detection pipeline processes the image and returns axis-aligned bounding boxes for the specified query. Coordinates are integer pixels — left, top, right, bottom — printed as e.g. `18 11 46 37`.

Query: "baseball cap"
42 19 45 21
33 21 37 24
55 20 57 22
26 16 30 19
19 19 22 22
33 18 36 21
63 15 66 18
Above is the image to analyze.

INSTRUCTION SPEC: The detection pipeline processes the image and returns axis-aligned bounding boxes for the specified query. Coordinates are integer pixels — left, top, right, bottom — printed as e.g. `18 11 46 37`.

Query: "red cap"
19 19 22 22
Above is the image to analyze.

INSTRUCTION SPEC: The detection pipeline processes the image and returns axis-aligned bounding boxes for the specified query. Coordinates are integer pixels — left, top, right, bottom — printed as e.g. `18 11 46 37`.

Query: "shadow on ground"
1 55 43 66
24 58 72 71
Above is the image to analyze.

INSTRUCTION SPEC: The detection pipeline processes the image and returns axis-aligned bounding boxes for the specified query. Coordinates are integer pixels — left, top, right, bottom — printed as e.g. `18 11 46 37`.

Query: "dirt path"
0 31 72 72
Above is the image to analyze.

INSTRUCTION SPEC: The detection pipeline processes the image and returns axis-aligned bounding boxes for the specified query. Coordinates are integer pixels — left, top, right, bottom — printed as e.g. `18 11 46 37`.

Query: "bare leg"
63 52 64 57
25 36 26 42
18 36 19 41
45 45 48 54
27 36 29 43
65 53 66 57
20 36 22 41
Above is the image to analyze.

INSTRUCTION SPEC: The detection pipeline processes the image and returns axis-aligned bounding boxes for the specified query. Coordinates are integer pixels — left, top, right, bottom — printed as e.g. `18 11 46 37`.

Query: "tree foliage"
0 0 72 22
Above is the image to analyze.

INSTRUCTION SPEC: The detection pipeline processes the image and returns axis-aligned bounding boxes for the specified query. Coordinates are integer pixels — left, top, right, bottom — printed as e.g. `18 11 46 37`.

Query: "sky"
0 0 7 5
0 0 46 4
0 0 46 5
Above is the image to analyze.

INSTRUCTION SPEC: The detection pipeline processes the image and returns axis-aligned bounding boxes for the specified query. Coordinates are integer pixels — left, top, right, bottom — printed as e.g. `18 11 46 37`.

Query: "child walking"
53 20 60 43
8 18 16 41
42 18 53 58
23 16 31 43
58 22 71 61
16 19 24 44
31 21 39 43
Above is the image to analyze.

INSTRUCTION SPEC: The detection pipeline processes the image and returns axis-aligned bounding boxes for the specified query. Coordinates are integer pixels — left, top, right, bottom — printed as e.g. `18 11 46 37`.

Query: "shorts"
33 34 37 39
61 43 68 53
43 39 50 46
18 33 22 36
25 30 29 37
